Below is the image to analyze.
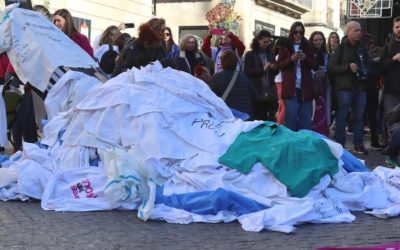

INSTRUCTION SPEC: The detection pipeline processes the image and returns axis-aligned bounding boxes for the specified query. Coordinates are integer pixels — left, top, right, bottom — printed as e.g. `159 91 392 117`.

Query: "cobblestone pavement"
0 136 399 250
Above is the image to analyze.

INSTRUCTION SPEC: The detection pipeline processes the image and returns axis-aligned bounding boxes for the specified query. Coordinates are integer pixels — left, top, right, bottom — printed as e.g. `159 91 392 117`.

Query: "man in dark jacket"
380 16 400 131
210 50 258 120
328 21 369 154
384 102 400 168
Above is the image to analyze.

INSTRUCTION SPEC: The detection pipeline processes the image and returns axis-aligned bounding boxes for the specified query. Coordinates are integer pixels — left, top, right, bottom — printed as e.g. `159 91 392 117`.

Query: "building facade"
156 0 343 49
2 0 396 49
303 0 342 36
0 0 154 43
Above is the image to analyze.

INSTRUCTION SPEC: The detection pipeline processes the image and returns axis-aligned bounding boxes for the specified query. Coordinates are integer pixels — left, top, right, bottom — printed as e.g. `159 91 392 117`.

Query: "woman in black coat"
174 34 207 75
244 30 277 121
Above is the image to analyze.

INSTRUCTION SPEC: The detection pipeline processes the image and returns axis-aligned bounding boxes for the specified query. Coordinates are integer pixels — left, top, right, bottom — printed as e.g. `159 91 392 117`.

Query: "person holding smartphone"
201 26 245 74
275 21 317 131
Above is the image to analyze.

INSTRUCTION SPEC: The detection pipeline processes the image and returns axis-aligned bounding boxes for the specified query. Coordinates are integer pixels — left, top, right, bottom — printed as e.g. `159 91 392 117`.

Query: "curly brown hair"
221 50 238 71
99 25 121 46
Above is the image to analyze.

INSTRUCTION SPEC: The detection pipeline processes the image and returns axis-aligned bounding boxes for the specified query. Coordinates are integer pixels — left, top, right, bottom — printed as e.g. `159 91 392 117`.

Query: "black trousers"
365 80 380 145
6 74 39 151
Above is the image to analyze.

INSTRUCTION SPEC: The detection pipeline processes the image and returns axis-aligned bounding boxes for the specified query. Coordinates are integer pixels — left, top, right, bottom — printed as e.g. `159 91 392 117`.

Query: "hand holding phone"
296 50 305 60
211 28 224 35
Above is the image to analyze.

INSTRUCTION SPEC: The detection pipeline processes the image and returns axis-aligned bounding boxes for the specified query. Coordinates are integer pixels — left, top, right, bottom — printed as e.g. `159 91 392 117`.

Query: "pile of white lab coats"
0 63 400 233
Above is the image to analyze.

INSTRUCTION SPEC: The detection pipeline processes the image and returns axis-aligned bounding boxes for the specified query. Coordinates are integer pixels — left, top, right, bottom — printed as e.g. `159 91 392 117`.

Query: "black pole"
153 0 156 16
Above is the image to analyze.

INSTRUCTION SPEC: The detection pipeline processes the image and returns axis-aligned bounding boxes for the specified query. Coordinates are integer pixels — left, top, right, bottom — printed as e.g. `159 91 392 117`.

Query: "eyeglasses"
294 31 304 35
164 33 170 36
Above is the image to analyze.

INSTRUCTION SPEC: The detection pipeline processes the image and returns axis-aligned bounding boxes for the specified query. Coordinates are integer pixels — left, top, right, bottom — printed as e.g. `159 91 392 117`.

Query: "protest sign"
0 8 97 92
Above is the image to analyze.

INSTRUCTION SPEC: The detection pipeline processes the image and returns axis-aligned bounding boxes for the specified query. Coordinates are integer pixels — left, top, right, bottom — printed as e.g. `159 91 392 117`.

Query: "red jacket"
275 40 316 101
0 53 10 79
201 32 245 58
71 32 94 58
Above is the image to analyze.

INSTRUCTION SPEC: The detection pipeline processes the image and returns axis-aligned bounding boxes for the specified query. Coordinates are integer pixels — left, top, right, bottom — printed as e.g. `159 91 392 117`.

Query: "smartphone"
211 28 225 35
296 49 303 54
124 23 135 28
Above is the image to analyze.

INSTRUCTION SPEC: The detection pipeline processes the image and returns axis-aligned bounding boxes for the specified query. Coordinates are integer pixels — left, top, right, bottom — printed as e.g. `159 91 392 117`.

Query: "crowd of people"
1 5 400 168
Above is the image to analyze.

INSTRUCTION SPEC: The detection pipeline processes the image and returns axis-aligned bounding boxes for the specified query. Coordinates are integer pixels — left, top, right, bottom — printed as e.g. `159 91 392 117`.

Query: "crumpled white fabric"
238 197 355 233
45 71 100 120
162 164 287 207
41 166 139 211
150 204 238 224
365 202 400 218
0 186 29 201
98 147 141 203
4 61 400 233
324 171 392 211
0 166 17 187
364 166 400 218
372 166 400 203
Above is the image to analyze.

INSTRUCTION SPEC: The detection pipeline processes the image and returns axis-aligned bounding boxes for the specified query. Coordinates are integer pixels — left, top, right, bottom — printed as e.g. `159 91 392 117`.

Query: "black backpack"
99 44 119 74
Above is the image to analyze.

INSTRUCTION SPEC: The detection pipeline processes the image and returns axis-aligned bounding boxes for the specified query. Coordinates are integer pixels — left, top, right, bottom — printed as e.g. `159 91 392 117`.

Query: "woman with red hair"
113 18 168 76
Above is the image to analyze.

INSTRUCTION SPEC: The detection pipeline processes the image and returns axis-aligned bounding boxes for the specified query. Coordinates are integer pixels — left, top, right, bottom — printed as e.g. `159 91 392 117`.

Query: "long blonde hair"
179 34 199 51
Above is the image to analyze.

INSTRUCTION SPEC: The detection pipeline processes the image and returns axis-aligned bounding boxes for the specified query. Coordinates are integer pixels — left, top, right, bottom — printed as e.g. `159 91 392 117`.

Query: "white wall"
156 0 216 44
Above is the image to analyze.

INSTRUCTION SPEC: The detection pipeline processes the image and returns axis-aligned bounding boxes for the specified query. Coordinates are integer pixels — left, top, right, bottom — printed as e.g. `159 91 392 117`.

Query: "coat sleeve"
380 43 396 74
229 33 245 57
327 45 350 75
209 76 223 97
245 74 262 102
201 35 212 58
275 48 294 70
243 52 264 77
77 33 94 58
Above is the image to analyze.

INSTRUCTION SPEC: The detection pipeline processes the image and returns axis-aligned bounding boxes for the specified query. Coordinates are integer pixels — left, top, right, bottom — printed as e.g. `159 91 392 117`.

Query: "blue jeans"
335 88 366 147
284 89 312 131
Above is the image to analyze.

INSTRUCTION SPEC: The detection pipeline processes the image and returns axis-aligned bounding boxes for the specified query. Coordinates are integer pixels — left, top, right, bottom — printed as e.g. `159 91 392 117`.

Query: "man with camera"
328 21 370 154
